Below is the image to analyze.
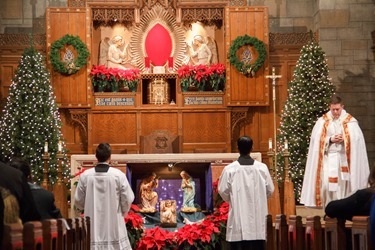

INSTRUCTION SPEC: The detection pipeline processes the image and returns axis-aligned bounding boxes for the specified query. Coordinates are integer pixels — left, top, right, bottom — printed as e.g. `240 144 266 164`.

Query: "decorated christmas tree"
277 35 336 201
0 46 69 185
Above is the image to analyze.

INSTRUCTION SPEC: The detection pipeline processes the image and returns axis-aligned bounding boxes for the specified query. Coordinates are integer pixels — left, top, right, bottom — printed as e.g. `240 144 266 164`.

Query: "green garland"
228 35 267 77
49 34 90 75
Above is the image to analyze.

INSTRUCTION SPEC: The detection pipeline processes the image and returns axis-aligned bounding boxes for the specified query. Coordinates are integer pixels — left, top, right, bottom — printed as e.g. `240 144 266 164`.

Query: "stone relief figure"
99 35 132 69
139 172 159 212
181 42 193 66
190 35 212 66
98 37 110 66
180 170 197 212
206 36 218 64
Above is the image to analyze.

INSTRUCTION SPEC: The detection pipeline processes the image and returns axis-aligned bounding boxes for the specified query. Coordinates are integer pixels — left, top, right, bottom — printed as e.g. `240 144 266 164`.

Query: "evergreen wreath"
228 35 267 77
49 34 90 75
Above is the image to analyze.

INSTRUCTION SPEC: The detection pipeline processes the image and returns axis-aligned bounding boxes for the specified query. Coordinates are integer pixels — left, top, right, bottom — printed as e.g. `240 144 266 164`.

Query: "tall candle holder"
267 148 276 179
41 152 50 190
267 146 281 220
282 143 296 216
53 150 68 218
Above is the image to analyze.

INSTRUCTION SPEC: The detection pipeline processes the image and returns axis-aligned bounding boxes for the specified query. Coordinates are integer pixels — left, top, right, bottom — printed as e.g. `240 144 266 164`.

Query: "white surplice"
75 166 135 250
300 110 369 208
218 160 274 242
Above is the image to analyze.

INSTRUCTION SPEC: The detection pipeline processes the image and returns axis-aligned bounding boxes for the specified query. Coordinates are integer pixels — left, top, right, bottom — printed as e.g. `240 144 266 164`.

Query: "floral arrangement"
177 63 226 92
90 65 141 92
124 180 229 250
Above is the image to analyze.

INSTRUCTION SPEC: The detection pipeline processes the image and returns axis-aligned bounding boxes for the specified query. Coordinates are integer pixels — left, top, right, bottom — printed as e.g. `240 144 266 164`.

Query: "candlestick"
44 141 48 153
268 138 272 150
145 57 150 68
284 139 288 150
58 141 62 152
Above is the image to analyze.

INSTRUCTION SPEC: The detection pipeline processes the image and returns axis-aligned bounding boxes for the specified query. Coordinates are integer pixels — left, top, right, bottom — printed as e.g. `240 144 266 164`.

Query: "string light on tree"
0 47 70 186
276 33 335 201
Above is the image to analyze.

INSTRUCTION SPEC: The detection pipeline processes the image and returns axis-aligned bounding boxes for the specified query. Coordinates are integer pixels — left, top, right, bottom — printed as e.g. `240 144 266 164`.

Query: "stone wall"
265 0 375 167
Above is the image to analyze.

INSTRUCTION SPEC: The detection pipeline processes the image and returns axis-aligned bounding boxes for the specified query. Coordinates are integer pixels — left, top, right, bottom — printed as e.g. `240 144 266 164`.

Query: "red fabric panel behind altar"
145 24 172 66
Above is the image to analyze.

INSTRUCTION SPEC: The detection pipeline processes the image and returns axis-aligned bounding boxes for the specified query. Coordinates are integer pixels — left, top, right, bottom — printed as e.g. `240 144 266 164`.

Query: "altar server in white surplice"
301 95 369 209
218 136 274 250
75 143 134 250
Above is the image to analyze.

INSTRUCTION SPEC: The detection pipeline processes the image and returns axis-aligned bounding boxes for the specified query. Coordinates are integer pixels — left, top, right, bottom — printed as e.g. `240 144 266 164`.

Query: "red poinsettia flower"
74 167 86 177
137 227 175 250
124 211 144 229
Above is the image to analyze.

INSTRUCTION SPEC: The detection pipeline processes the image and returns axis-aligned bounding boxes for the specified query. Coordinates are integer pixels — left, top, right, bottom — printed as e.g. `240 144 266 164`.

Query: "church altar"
70 152 261 218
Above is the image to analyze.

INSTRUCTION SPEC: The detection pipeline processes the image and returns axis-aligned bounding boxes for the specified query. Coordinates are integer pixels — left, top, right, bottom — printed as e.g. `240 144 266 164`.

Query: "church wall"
0 0 374 167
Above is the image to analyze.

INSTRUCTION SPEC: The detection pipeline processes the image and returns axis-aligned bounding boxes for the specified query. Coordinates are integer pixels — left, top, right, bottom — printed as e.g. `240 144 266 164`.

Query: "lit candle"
268 138 272 150
145 57 150 68
44 141 48 153
272 67 275 74
284 139 288 150
58 141 62 152
168 57 173 68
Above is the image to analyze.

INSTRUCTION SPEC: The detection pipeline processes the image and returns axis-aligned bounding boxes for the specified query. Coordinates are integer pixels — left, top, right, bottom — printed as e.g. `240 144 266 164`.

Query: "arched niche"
131 4 185 71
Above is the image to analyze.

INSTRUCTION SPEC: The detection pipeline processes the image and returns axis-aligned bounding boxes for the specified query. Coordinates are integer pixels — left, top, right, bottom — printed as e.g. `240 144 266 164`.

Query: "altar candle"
145 57 150 68
284 139 288 150
58 141 62 152
268 138 272 150
44 141 48 153
168 57 173 68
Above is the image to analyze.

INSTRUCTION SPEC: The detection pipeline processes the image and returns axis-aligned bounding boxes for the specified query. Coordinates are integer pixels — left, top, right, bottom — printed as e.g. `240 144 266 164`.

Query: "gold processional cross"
265 67 282 168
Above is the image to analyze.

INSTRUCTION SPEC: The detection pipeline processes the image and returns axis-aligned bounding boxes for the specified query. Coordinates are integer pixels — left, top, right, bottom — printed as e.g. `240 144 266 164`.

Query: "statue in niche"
160 200 177 226
180 170 197 212
99 35 132 69
182 35 218 66
139 172 159 213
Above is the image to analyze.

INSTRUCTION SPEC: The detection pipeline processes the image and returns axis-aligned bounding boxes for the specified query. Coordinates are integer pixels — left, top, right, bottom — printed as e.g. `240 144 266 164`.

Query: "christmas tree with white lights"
277 35 335 202
0 46 69 185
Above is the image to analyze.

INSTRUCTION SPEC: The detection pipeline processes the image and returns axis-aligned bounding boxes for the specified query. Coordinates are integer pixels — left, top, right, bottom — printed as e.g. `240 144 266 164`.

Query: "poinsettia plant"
136 226 176 250
90 65 140 92
177 64 225 92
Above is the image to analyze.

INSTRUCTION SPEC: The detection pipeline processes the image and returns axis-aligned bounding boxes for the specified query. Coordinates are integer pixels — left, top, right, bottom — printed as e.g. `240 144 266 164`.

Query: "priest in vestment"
75 143 134 250
300 95 369 208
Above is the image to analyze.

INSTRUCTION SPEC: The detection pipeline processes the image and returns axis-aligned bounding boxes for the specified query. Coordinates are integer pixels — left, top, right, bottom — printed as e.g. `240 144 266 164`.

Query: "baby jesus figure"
160 200 177 227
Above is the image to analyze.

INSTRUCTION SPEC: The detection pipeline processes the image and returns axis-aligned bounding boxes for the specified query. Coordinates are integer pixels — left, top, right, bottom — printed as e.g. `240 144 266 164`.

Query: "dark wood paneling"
225 6 270 106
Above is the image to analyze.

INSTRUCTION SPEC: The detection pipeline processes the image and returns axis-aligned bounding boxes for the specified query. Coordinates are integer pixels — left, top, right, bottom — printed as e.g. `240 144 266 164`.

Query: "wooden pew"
288 215 304 250
2 223 23 250
84 217 90 249
275 214 288 250
23 221 43 250
42 219 58 250
57 218 74 250
324 217 347 250
266 214 275 250
305 216 324 250
352 216 373 250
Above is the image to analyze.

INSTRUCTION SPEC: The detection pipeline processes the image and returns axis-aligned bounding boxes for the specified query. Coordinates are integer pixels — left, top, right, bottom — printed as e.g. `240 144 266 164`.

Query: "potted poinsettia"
208 63 226 91
136 226 176 249
124 205 145 249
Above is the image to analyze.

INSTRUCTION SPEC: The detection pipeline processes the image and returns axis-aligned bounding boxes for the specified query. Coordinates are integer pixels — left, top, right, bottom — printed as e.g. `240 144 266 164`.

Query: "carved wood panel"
182 111 228 143
46 8 92 108
89 113 137 152
225 6 270 106
140 112 179 136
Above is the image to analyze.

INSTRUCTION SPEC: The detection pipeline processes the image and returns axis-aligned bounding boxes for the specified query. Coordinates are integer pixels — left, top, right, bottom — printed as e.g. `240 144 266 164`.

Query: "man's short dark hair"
8 158 31 178
237 136 253 155
330 95 343 105
96 143 111 162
